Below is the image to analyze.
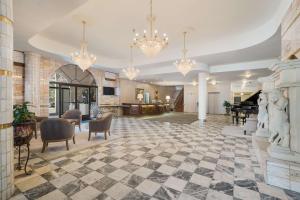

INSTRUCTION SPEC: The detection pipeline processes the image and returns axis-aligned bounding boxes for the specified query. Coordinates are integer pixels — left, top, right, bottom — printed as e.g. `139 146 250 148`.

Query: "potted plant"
13 102 35 139
223 100 231 115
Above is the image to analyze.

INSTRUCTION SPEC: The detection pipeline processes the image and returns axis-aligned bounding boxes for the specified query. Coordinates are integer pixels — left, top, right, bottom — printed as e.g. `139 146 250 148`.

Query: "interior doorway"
207 92 220 114
49 64 98 120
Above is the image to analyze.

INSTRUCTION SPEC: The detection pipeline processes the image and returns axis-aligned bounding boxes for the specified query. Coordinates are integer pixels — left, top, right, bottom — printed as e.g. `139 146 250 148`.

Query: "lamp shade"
165 96 171 100
137 93 144 100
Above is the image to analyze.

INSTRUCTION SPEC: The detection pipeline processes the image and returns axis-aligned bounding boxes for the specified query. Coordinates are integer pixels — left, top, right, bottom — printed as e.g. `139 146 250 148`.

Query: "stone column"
198 72 208 121
262 59 300 193
24 52 41 115
0 0 14 199
267 59 300 162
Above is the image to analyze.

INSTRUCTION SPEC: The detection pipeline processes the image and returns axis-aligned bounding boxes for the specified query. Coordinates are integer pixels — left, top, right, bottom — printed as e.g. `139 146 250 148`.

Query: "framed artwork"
135 88 144 99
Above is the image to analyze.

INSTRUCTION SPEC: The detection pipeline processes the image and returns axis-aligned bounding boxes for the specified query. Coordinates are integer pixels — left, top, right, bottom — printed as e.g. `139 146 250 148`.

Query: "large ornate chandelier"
133 0 168 57
123 45 140 80
175 32 196 76
71 21 96 71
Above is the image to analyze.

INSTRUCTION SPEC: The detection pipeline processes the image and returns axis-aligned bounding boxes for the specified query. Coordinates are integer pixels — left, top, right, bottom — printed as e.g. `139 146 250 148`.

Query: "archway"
49 64 98 119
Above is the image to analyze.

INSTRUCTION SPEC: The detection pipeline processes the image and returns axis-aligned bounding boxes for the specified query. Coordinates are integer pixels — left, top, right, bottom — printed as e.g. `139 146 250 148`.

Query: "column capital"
270 59 300 88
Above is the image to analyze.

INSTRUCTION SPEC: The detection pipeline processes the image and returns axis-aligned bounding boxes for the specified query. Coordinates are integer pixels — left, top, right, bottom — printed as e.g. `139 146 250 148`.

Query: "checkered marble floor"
11 115 300 200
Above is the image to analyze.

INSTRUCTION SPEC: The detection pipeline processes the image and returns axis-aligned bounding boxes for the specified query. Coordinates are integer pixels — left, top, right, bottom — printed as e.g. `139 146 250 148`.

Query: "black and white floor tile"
11 116 300 200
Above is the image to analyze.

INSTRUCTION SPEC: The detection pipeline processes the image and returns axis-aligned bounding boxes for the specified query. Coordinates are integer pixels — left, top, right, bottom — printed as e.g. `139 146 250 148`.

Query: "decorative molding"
0 123 12 130
0 15 13 25
0 69 13 77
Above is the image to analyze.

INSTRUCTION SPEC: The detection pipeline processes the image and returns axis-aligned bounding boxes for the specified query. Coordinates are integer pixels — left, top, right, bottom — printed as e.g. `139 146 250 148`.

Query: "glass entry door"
49 82 97 119
77 86 90 119
61 85 76 115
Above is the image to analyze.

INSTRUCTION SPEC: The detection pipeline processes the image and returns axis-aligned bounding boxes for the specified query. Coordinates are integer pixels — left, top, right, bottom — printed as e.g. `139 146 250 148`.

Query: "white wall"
184 85 198 113
207 81 231 114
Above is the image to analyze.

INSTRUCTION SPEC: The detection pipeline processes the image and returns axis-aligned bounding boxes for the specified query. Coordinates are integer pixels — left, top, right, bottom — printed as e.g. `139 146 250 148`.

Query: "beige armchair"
62 109 82 131
40 118 75 153
89 112 113 141
33 116 48 139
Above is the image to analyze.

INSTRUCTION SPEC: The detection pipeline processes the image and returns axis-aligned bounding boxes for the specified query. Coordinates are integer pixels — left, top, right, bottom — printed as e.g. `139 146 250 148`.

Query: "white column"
24 52 41 115
0 0 14 198
198 72 208 121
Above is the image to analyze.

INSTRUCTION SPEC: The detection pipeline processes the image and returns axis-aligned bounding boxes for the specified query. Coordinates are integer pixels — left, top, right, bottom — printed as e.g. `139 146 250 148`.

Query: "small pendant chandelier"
133 0 168 57
71 21 96 71
175 32 196 76
123 45 140 80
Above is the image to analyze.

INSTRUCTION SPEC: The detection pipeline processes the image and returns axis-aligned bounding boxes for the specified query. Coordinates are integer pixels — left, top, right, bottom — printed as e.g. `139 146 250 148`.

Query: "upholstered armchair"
40 118 75 153
62 109 82 131
32 116 48 139
89 112 113 141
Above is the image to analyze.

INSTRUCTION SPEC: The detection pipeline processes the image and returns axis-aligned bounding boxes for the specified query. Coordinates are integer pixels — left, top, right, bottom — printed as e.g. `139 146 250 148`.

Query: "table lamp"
165 96 171 103
137 93 143 103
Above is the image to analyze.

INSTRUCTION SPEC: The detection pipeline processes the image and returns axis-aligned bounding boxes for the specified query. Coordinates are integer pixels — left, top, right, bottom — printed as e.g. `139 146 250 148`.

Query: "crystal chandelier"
175 32 196 76
123 45 140 80
133 0 168 57
71 21 96 71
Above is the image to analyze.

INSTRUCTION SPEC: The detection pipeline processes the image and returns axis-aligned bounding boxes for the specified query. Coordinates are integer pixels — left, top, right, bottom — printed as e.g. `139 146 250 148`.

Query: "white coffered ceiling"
13 0 292 85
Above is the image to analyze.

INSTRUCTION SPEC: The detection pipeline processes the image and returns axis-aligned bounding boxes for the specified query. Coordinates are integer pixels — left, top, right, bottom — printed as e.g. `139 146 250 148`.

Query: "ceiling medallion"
133 0 168 57
71 21 96 71
175 32 196 76
123 45 140 80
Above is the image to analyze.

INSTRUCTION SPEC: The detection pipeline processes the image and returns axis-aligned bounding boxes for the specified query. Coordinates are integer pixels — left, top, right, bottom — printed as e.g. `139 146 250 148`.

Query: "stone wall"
281 0 300 60
0 0 14 198
12 51 25 104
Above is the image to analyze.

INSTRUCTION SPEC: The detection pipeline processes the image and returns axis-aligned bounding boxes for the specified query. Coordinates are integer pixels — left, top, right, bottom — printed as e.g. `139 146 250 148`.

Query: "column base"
255 128 270 138
252 135 300 193
267 144 300 163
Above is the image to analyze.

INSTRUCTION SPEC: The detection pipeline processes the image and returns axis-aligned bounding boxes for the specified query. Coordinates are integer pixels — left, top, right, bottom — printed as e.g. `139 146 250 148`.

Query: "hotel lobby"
1 0 300 199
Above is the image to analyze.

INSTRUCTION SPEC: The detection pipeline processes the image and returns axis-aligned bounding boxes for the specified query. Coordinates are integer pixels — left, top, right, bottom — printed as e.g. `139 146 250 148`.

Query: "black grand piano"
231 90 260 124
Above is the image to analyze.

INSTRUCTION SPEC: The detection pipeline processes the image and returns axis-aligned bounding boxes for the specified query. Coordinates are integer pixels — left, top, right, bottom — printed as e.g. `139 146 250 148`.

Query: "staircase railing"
174 89 184 112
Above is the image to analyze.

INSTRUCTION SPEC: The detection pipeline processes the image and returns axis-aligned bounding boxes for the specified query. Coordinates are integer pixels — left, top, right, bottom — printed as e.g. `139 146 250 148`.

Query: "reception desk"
122 103 169 116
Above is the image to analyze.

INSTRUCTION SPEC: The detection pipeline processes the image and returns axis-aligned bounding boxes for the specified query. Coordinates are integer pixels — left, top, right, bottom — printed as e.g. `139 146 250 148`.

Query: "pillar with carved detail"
267 60 300 162
261 60 300 193
198 72 208 122
24 52 41 115
0 0 14 199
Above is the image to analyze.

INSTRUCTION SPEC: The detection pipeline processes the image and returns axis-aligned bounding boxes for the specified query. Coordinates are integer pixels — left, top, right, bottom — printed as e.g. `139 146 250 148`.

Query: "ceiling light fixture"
245 73 252 78
211 80 217 85
71 21 96 71
133 0 168 57
123 45 140 80
175 32 196 76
